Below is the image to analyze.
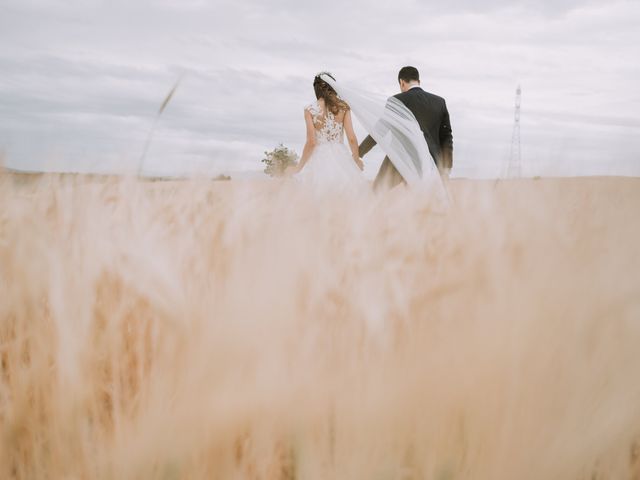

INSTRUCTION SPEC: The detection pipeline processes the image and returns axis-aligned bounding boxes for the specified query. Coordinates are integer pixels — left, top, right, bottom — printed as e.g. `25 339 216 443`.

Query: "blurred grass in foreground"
1 169 639 479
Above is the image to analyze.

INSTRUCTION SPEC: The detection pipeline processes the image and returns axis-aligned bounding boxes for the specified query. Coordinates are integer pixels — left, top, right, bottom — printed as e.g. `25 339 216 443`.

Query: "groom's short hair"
398 66 420 83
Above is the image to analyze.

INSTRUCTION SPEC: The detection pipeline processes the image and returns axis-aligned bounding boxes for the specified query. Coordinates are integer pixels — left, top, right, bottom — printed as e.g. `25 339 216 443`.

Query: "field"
1 170 639 479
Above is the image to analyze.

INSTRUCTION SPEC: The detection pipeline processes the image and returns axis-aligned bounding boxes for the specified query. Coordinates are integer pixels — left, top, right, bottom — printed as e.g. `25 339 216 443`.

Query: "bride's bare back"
306 99 347 144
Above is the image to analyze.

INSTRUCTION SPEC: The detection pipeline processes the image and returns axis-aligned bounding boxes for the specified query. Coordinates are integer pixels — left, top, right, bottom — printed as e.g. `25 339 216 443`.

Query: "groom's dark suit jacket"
359 86 453 180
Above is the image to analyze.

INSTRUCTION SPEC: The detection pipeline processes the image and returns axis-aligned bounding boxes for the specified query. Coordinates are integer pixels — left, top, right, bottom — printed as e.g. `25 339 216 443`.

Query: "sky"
1 0 639 179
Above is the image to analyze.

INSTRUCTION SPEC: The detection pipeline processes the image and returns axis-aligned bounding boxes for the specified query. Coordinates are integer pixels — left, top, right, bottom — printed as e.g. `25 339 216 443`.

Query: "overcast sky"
1 0 639 178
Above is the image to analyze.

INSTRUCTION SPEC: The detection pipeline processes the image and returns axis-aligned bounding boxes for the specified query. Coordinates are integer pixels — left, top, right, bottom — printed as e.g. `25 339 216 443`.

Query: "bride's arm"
291 109 317 174
343 110 364 170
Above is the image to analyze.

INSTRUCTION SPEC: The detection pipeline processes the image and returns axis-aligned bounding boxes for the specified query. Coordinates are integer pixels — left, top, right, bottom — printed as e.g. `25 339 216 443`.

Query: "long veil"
319 73 448 200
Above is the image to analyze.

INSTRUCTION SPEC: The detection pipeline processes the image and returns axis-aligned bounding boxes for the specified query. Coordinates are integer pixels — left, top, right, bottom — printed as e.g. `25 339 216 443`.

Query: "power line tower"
506 85 522 178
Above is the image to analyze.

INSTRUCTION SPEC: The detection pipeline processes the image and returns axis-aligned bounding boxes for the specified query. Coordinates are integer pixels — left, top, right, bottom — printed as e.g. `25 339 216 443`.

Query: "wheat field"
0 168 639 479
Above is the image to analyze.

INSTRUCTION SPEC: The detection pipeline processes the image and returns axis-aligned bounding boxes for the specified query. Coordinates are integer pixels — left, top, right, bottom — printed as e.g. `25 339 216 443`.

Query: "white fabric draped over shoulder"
319 73 448 202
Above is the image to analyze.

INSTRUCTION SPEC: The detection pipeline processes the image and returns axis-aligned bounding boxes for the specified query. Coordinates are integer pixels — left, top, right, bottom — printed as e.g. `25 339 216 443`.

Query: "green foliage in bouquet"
261 144 299 177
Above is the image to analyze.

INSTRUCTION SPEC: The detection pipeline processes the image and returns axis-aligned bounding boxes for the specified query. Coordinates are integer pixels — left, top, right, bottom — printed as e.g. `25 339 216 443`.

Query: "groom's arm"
359 135 377 158
360 96 401 158
439 101 453 171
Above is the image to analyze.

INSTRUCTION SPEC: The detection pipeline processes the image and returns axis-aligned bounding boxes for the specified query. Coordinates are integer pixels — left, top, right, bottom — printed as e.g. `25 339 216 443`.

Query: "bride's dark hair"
313 72 350 115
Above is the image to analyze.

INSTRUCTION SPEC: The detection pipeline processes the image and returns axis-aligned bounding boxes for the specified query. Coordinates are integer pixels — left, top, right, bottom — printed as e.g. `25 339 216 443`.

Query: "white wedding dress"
296 101 366 191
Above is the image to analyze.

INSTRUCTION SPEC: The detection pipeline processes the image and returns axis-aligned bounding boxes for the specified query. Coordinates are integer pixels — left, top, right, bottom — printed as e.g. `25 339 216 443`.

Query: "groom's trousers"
359 135 406 192
374 157 406 192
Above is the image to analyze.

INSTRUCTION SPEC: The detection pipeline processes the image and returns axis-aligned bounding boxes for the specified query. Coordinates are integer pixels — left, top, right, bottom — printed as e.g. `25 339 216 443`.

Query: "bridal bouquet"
261 144 299 177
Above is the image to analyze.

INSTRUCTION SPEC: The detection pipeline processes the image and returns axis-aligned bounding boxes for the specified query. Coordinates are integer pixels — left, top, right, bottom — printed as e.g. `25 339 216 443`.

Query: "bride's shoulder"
305 100 321 113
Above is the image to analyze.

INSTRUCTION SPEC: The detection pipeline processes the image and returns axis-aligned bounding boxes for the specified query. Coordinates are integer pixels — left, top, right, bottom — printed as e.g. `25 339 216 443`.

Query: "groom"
359 66 453 191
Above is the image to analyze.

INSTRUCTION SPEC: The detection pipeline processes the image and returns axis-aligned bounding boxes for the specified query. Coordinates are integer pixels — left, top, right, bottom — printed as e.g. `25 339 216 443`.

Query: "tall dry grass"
0 169 639 479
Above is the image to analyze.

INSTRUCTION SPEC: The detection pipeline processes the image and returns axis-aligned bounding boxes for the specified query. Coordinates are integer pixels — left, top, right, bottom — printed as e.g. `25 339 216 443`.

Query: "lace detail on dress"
306 101 344 144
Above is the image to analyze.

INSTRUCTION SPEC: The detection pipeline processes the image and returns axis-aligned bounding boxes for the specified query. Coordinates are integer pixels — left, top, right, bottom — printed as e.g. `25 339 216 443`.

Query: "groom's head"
398 66 420 92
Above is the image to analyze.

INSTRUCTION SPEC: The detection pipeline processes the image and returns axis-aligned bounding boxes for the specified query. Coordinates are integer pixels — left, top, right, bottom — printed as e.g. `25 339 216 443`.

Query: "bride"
289 72 365 188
